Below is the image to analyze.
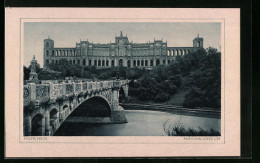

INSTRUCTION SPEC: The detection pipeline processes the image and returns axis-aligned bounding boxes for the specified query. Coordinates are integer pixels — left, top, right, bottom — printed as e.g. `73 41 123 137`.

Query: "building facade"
43 31 203 69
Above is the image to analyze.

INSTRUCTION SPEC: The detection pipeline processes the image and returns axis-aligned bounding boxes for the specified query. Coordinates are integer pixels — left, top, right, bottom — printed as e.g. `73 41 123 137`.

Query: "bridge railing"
23 79 129 105
103 81 108 88
96 81 100 90
73 82 82 94
87 81 93 90
35 84 50 103
113 80 121 87
92 82 97 91
100 81 103 89
82 82 88 92
50 83 63 100
23 85 31 107
107 80 113 88
63 83 74 97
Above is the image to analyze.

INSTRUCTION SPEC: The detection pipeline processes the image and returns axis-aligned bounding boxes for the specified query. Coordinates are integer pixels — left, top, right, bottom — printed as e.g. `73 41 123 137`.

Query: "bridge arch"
63 105 68 109
69 96 112 118
31 113 45 136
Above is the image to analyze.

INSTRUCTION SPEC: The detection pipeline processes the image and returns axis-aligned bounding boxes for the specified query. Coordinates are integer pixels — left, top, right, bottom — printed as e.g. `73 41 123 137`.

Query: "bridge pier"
111 106 128 123
23 115 32 136
45 110 51 136
58 101 63 122
110 82 127 123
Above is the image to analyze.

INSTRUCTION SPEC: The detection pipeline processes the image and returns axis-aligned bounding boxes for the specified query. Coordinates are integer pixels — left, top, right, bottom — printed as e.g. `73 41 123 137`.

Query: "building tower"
43 35 54 68
193 34 203 48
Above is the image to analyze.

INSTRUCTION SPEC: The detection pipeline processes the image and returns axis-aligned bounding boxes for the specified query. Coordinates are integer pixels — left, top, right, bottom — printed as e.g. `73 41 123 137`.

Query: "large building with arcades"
43 31 203 69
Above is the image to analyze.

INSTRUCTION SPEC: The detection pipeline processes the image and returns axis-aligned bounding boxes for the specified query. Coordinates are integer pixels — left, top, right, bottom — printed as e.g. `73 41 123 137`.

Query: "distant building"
43 32 203 69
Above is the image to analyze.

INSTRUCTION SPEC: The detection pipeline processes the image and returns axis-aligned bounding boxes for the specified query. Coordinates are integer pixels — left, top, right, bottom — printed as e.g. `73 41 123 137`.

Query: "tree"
38 69 63 80
131 74 159 101
23 66 30 81
183 48 221 108
183 87 205 108
179 48 207 76
152 65 168 82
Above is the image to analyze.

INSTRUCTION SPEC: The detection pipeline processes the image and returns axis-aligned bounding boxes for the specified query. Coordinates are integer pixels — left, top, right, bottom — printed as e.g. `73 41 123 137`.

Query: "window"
197 42 200 47
145 60 148 66
83 59 86 66
156 59 160 66
78 60 80 65
46 50 49 57
94 60 97 66
150 60 153 66
73 60 75 64
137 60 140 66
106 60 109 66
141 60 144 66
111 60 114 67
168 60 171 64
119 59 123 66
163 60 166 64
89 60 92 66
133 60 136 66
46 42 49 48
98 60 101 66
127 60 131 67
102 60 105 66
52 50 54 56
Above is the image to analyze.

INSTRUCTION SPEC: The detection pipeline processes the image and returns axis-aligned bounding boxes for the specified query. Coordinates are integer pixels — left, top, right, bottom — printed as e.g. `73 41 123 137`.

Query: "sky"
24 22 221 67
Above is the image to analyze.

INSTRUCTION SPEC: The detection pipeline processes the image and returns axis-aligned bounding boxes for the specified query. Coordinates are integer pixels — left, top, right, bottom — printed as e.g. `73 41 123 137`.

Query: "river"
54 110 220 136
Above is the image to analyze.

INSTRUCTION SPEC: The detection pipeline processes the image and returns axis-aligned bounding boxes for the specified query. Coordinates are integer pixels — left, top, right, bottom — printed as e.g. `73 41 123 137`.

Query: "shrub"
154 92 170 102
169 74 182 88
183 87 204 108
163 119 220 136
98 72 110 80
38 69 63 80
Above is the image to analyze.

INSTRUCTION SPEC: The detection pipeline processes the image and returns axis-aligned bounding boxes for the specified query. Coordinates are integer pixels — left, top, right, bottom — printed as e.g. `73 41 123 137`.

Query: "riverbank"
120 103 221 119
127 88 188 106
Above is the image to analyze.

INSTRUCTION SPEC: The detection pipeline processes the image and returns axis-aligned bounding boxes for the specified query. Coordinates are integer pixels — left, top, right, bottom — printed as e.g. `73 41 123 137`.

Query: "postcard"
5 8 240 157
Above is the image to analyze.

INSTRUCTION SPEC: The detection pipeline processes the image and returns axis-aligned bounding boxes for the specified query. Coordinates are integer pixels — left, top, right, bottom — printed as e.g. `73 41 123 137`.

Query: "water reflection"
54 110 220 136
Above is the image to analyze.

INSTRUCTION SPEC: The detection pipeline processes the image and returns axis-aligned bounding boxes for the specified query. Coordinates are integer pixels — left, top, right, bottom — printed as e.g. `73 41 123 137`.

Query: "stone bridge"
23 79 129 136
